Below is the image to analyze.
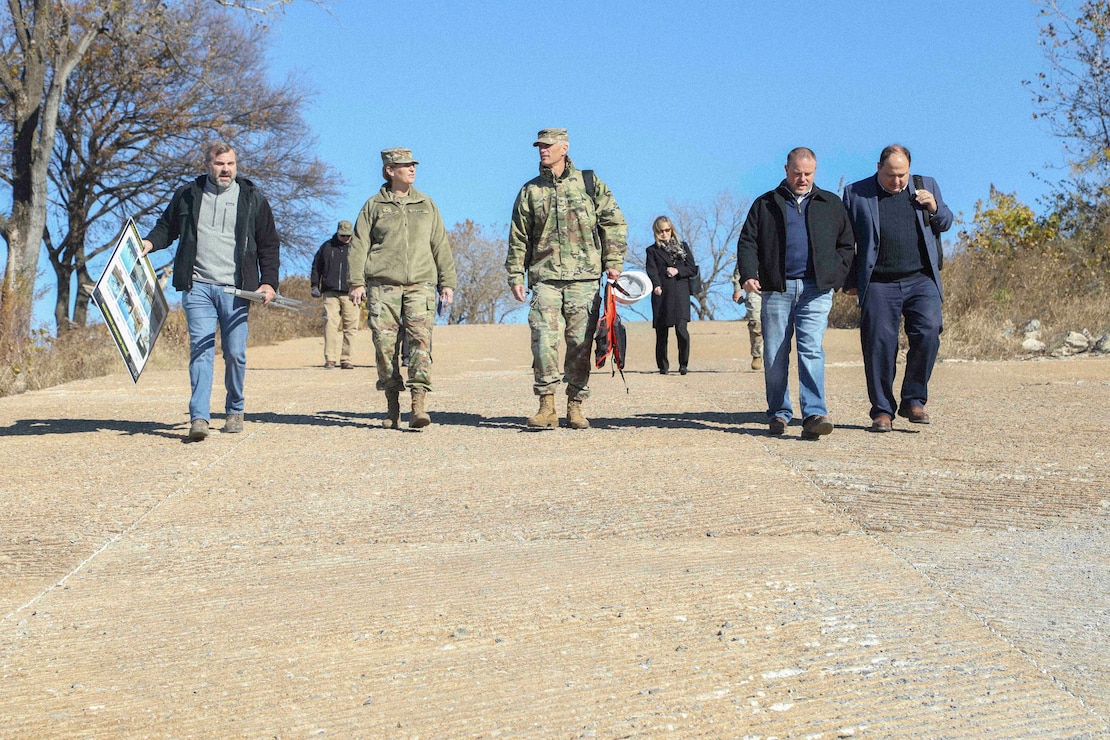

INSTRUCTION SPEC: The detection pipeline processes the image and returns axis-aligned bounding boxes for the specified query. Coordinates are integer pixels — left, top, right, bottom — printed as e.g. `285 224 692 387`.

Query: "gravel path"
1 321 1107 738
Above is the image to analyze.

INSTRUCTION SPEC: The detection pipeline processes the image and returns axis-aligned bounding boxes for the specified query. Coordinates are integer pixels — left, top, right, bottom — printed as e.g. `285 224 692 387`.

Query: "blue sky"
18 0 1071 328
265 0 1064 246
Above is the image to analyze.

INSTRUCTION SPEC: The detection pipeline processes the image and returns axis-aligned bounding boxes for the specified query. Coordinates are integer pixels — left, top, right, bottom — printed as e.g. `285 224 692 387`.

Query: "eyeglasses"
655 228 673 235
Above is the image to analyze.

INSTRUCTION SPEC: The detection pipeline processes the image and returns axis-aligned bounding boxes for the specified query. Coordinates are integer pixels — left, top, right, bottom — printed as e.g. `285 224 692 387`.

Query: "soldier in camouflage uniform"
505 128 628 429
731 269 764 370
348 148 456 430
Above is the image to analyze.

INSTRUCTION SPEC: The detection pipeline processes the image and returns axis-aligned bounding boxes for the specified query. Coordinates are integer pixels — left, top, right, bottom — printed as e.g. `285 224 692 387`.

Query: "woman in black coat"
645 216 698 374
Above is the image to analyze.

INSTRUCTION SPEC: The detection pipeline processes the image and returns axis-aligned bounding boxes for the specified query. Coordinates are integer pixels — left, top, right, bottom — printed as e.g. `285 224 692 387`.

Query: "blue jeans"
860 274 942 418
760 279 833 422
182 282 250 421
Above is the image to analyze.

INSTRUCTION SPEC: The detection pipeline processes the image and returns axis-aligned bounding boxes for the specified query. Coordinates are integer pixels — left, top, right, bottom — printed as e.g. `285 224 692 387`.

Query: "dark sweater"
874 188 928 281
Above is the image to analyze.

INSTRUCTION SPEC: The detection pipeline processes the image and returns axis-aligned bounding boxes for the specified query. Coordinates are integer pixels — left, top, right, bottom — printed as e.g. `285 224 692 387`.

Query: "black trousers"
655 321 690 372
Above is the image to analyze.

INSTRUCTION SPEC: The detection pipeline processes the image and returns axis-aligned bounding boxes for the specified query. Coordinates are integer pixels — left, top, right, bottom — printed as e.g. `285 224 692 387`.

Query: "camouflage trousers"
746 290 763 359
367 282 437 393
529 279 598 399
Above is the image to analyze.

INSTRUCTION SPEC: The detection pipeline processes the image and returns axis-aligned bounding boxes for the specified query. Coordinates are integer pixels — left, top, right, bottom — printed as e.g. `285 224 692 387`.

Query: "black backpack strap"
581 169 602 251
582 169 595 201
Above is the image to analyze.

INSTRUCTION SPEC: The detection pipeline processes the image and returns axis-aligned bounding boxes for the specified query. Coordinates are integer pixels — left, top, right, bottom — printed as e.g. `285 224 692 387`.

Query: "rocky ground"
1 320 1107 738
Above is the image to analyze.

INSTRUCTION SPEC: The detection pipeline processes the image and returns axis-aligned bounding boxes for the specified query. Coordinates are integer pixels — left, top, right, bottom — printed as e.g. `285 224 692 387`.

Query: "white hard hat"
611 270 652 305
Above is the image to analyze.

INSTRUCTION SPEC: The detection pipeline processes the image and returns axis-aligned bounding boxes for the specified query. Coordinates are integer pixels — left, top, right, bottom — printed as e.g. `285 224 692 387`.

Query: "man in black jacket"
142 142 280 441
311 220 359 369
736 147 854 439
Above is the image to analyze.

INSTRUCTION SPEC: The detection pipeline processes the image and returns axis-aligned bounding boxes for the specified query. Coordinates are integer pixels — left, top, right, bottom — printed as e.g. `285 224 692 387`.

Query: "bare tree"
0 0 328 337
35 0 340 331
0 0 115 336
1026 0 1110 178
214 0 326 11
666 191 749 320
1022 1 1110 282
447 220 515 324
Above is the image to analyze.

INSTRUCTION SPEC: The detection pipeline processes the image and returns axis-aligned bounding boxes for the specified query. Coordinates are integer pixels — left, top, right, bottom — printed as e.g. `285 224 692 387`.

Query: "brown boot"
526 394 558 428
566 398 590 430
409 390 431 429
749 320 763 369
382 390 400 429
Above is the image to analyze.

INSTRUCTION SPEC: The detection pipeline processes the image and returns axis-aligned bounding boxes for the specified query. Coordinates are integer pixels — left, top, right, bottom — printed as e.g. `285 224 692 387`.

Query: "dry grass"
940 250 1110 359
826 247 1109 360
244 276 325 346
4 256 1104 398
828 291 860 330
0 276 327 398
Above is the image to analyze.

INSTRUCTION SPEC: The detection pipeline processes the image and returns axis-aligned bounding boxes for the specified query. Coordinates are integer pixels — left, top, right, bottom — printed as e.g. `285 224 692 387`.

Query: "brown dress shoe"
870 414 893 433
340 361 354 370
899 405 931 424
802 415 834 436
324 361 336 369
768 417 787 435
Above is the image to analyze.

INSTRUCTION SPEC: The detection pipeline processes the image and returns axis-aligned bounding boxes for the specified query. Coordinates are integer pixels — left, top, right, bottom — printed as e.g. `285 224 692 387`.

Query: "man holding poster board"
142 142 280 441
91 219 170 384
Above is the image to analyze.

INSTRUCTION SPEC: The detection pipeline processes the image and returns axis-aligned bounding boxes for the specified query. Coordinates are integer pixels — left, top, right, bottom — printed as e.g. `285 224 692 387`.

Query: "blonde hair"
652 216 679 242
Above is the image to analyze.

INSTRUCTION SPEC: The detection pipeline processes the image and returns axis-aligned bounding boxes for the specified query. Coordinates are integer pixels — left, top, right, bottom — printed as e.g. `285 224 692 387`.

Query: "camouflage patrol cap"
533 128 569 147
337 220 353 236
381 148 419 166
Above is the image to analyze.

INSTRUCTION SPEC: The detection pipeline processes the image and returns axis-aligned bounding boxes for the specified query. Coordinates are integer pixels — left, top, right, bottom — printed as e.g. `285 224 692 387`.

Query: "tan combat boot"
409 390 431 429
566 398 590 430
750 321 763 370
382 390 400 429
526 394 558 428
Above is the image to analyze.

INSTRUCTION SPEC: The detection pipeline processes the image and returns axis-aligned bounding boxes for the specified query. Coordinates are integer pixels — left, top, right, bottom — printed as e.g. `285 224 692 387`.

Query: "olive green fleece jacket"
348 185 457 289
505 158 627 288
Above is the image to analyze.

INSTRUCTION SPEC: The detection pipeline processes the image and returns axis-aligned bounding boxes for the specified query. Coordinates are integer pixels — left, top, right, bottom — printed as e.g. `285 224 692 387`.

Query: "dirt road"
1 321 1107 738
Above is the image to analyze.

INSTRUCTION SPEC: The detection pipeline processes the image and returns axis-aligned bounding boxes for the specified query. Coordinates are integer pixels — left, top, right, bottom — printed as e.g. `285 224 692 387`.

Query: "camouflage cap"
337 220 353 236
381 148 419 166
533 128 569 147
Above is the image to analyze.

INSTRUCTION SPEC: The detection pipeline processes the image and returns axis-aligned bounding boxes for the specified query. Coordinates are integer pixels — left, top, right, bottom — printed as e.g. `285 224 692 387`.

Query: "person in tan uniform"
348 148 456 430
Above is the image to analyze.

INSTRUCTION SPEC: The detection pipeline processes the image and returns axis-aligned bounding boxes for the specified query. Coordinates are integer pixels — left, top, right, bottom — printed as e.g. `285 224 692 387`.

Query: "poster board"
91 218 170 382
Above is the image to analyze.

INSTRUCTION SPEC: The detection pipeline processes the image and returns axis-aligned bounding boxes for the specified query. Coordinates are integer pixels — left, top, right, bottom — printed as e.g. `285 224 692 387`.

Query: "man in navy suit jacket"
843 144 953 432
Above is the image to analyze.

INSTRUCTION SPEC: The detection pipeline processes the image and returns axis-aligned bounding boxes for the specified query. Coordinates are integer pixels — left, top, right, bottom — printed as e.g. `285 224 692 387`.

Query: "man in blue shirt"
736 147 855 439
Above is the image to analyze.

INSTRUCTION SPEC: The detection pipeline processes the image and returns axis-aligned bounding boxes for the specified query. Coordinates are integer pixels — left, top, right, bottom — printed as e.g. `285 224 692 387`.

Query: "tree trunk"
5 110 45 336
74 263 96 327
53 260 75 333
1 4 106 336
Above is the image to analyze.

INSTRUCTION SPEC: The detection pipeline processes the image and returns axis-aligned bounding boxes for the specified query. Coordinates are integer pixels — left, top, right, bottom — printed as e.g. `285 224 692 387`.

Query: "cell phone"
912 175 928 211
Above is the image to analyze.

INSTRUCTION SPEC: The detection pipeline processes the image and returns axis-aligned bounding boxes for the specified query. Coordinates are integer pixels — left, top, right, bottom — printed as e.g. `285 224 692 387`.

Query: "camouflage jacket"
348 185 457 290
505 158 627 287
